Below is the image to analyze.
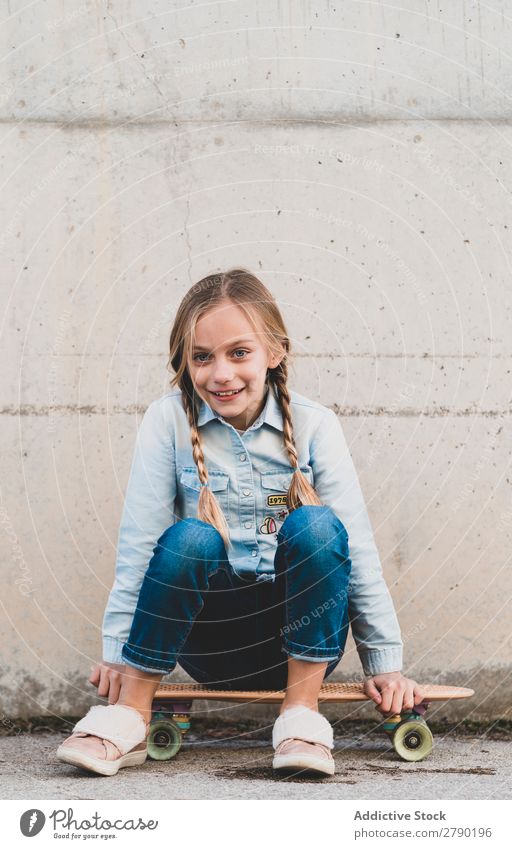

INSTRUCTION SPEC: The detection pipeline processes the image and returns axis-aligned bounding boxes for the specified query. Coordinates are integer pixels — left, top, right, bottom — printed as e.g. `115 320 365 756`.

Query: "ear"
268 345 285 370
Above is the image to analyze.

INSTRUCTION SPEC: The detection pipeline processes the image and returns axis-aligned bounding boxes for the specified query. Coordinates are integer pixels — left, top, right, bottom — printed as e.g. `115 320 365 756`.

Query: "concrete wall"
1 1 511 721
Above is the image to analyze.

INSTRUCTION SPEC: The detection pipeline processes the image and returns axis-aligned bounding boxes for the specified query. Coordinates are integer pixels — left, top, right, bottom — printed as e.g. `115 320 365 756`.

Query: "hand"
363 671 426 716
89 661 126 705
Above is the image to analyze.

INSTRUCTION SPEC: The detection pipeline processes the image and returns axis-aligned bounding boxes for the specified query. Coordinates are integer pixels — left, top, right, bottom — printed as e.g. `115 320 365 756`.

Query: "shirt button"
251 550 258 557
239 453 246 461
242 488 252 497
244 521 253 529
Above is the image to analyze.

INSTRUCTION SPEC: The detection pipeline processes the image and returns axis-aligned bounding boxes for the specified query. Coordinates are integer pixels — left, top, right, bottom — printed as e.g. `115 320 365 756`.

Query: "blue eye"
193 349 249 362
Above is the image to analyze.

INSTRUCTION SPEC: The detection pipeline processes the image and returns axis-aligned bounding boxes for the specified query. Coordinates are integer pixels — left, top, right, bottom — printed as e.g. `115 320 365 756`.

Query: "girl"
57 268 424 777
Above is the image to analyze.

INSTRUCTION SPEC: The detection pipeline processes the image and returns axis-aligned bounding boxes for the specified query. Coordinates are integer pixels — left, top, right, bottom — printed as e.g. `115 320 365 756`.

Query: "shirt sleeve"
102 399 177 663
309 408 403 676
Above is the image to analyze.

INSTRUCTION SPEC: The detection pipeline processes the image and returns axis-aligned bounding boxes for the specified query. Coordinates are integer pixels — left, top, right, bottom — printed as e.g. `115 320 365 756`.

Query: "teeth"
214 389 242 396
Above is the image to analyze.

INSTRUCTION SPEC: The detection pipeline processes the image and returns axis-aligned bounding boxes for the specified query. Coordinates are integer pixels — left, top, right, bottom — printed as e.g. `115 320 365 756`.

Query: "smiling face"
188 299 284 431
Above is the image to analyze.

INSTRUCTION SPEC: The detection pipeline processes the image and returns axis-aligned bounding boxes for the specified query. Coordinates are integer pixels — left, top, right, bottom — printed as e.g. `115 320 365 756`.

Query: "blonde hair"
167 268 322 549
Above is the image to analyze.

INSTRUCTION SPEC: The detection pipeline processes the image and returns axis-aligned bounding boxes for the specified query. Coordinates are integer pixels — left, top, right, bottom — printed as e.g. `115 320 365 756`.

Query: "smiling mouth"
210 388 245 397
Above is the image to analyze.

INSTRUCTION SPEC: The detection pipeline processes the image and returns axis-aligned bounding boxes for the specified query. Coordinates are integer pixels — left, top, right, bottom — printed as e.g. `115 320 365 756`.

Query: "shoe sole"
272 753 335 776
56 745 147 777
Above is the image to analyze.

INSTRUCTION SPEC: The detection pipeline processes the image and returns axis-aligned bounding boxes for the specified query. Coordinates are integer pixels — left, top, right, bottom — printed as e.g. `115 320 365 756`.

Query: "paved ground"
1 725 510 800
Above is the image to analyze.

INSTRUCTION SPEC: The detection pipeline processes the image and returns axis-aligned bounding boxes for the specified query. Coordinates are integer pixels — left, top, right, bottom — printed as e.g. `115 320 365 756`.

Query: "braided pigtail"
180 388 231 550
270 362 322 511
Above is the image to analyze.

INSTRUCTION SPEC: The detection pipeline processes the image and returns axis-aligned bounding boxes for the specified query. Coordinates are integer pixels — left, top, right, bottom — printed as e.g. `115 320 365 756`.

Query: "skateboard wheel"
392 719 433 762
147 719 183 761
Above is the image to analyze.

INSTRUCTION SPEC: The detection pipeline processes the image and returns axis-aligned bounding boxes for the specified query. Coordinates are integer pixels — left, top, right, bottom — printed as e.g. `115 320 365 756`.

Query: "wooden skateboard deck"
154 681 474 704
148 682 474 763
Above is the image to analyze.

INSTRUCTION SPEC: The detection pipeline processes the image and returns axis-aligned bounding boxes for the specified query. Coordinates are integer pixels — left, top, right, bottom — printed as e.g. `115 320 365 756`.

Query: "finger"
390 685 406 716
107 672 122 705
413 683 426 705
97 665 111 698
364 680 382 705
385 682 404 714
378 686 394 715
88 665 100 686
402 684 415 712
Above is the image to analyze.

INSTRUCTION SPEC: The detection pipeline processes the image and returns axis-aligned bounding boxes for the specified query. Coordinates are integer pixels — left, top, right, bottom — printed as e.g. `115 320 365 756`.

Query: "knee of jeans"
280 505 349 554
157 517 224 549
150 518 226 581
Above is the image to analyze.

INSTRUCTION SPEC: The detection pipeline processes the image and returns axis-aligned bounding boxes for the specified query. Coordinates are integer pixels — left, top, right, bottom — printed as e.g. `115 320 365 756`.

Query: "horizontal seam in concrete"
1 405 510 417
3 117 512 130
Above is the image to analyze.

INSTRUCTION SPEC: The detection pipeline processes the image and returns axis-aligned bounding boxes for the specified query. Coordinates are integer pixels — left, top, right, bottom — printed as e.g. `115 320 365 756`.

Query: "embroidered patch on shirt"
267 493 287 507
259 508 289 536
259 516 277 534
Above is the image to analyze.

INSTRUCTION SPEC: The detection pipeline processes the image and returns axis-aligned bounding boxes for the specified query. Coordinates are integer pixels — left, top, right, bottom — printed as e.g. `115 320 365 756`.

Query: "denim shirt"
102 387 403 676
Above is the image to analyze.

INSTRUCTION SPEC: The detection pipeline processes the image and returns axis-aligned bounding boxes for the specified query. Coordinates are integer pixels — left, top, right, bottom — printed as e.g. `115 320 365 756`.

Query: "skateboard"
148 681 474 763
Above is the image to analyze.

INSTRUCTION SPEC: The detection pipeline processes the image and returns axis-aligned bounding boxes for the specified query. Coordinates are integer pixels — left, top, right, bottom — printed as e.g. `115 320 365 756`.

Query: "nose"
211 357 235 383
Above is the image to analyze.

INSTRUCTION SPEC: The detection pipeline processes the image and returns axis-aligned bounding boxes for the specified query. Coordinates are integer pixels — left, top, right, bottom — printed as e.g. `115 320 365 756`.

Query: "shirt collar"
196 386 283 432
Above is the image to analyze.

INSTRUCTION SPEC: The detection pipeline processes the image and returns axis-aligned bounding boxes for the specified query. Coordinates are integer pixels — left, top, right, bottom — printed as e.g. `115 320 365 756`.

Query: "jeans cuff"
122 645 175 674
283 641 340 662
288 653 339 663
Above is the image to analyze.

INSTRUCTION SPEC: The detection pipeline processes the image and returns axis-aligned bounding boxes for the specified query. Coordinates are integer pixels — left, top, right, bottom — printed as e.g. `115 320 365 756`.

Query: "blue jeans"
121 505 352 690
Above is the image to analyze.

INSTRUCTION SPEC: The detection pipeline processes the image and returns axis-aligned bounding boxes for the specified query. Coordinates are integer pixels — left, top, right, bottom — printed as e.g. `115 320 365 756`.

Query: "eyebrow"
192 338 255 352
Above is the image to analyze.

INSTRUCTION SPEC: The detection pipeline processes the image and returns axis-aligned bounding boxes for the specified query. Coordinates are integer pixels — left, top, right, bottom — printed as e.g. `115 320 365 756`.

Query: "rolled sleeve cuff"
358 647 403 677
102 636 127 664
